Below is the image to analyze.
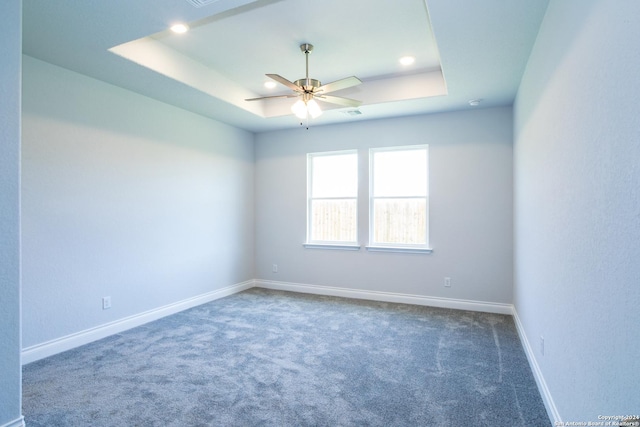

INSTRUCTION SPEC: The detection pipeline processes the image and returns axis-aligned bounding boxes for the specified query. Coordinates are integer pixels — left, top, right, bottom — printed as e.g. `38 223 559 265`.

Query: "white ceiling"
22 0 549 133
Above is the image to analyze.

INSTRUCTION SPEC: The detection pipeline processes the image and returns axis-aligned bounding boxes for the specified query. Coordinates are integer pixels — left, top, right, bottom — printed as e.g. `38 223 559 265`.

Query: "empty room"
1 0 638 426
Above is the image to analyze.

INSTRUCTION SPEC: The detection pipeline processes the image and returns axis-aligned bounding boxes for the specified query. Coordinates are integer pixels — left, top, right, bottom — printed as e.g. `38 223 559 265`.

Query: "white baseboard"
21 280 254 365
0 416 25 427
255 279 514 315
512 307 561 425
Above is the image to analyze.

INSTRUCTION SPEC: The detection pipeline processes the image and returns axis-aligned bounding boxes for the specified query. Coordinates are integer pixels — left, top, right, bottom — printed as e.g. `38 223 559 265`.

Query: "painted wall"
21 56 255 349
0 1 24 425
255 107 513 305
514 0 640 422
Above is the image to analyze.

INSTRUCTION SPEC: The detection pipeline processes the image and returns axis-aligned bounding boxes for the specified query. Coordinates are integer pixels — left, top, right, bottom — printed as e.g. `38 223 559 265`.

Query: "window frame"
367 145 431 253
305 149 360 250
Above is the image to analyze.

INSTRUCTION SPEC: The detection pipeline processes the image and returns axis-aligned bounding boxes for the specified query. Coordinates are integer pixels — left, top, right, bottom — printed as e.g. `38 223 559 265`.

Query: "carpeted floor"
22 288 550 426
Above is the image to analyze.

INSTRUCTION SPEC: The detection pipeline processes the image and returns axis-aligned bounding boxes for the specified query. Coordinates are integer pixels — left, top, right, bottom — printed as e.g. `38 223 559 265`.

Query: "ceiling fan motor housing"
294 78 321 93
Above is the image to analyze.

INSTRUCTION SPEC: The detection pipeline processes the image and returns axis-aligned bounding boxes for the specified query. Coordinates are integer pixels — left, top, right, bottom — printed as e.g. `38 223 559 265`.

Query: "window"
369 145 429 251
306 150 358 247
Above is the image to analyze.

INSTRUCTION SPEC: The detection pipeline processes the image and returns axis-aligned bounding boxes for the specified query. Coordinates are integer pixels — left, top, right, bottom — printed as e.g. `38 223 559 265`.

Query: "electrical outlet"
444 277 451 287
540 335 545 356
272 264 278 273
102 296 111 310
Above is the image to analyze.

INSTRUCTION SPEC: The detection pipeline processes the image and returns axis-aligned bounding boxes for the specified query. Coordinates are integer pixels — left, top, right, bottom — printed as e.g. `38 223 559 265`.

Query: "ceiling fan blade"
316 95 362 108
245 94 298 101
317 76 362 94
266 74 301 92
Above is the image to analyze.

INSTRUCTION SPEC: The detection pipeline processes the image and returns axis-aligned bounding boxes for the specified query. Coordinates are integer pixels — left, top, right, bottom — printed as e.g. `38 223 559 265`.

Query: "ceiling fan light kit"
246 43 363 127
292 97 322 120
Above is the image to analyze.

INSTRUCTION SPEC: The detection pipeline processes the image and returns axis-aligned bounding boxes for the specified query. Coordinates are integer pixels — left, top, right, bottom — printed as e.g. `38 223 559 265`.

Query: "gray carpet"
22 288 550 426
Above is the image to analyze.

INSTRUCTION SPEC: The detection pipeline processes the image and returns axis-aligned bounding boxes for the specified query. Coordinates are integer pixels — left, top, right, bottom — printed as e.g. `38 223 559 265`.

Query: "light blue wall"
0 1 24 425
514 0 640 421
21 56 255 349
255 107 514 305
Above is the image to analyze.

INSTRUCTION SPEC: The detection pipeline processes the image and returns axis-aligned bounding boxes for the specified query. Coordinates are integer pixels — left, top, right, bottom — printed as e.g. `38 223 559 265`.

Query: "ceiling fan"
245 43 362 120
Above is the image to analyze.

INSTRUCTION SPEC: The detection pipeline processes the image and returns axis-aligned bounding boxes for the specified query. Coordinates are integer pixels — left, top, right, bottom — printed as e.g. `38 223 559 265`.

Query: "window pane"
373 198 426 244
373 149 427 197
310 199 357 242
312 153 357 198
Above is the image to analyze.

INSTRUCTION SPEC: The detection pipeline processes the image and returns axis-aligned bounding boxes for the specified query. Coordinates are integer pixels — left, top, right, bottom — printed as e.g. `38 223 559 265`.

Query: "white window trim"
368 144 430 250
303 243 361 251
305 149 359 246
365 245 432 254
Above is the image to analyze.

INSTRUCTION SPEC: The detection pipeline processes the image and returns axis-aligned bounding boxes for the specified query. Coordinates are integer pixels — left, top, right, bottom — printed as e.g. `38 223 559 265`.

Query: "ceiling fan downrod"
294 43 320 93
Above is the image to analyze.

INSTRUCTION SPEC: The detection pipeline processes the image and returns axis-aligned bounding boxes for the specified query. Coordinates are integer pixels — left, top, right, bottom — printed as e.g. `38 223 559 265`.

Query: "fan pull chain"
300 117 310 130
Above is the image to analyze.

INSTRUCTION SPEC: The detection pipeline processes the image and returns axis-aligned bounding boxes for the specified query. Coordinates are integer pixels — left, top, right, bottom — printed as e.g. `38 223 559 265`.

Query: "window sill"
365 246 433 254
303 243 361 251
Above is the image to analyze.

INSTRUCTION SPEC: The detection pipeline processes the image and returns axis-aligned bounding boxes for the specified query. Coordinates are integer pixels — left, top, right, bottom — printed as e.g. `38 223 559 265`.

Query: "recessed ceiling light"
264 81 277 89
468 99 481 106
170 23 189 34
399 56 415 66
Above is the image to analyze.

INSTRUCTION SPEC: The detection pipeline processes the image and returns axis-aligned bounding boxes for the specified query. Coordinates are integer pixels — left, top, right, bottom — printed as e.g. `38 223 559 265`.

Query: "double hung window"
306 151 358 246
369 145 429 250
